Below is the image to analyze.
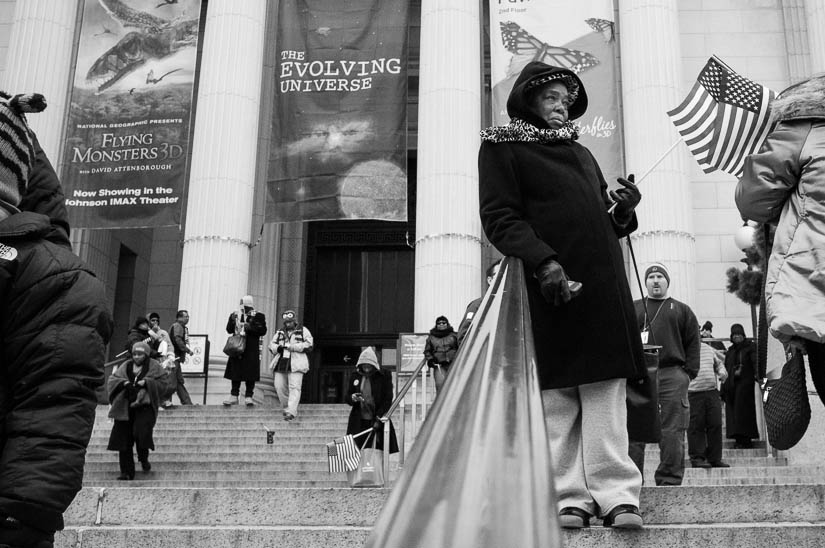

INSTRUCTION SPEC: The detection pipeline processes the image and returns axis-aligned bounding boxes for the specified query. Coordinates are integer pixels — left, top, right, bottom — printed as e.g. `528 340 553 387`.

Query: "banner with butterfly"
488 0 624 184
266 0 409 223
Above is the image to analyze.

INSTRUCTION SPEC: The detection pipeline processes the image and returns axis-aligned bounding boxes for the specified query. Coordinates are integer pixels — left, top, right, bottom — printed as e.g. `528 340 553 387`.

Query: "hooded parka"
345 348 399 453
736 76 825 344
478 62 645 389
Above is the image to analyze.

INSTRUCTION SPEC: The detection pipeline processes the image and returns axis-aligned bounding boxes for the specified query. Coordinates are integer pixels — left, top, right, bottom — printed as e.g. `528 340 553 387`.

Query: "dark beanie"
702 321 713 332
644 262 671 285
730 323 746 337
435 315 449 325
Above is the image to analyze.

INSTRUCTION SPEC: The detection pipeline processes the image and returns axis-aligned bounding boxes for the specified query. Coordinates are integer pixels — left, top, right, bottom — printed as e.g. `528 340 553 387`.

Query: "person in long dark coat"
478 62 646 529
223 295 267 406
107 342 168 480
722 324 759 448
346 347 398 453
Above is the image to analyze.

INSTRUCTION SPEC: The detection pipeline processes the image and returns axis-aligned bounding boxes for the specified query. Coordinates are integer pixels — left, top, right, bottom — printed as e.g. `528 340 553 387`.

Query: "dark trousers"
119 446 149 478
687 389 723 464
629 366 690 486
167 364 193 404
231 380 255 398
808 341 825 409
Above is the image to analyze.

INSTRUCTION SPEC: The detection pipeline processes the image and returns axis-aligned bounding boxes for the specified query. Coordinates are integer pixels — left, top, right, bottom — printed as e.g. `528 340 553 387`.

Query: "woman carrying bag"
346 347 398 453
107 341 169 480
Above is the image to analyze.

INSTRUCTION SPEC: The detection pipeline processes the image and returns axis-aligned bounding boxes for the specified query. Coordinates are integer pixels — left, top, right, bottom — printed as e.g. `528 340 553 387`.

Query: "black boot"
0 515 55 548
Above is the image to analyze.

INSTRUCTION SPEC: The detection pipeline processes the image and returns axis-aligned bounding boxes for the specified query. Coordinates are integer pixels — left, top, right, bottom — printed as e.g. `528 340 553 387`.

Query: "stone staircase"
57 404 825 547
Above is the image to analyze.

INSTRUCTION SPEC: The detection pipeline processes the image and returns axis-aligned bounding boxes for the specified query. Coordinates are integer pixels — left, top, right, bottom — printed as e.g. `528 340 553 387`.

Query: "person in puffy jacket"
268 309 313 421
736 74 825 407
346 347 398 453
0 91 113 548
423 315 459 393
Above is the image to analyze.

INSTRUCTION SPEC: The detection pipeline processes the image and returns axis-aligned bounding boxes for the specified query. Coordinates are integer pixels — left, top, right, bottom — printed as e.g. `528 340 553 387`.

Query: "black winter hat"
435 315 449 325
730 323 746 337
506 62 588 126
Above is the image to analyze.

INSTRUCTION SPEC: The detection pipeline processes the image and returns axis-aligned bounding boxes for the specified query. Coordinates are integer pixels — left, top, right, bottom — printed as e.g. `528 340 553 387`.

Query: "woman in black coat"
478 62 645 529
346 347 398 453
107 342 168 480
722 324 759 448
223 295 267 405
423 315 459 393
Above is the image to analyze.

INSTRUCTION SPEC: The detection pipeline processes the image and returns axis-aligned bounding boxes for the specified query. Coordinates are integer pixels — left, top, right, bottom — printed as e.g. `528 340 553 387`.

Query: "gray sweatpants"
542 378 642 517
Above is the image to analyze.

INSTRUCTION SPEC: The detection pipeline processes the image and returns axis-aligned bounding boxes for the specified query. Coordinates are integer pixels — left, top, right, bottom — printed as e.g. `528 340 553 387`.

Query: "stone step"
84 450 347 460
65 484 825 527
685 477 825 486
84 443 339 453
81 479 353 488
87 430 348 441
55 522 825 548
95 417 349 427
82 470 354 481
644 446 768 458
643 456 788 468
83 461 334 472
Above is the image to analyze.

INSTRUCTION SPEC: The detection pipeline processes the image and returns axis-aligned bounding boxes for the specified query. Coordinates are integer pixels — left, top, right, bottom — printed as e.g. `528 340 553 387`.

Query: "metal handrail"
365 257 561 548
385 357 428 418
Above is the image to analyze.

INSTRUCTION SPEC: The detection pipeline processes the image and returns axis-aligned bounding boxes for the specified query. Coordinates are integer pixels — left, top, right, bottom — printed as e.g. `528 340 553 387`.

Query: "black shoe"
558 507 590 529
691 458 712 469
140 460 151 472
709 460 731 468
602 505 643 529
117 473 133 481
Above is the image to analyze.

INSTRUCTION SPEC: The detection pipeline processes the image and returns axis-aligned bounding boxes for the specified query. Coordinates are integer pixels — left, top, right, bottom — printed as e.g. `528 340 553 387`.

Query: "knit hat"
240 295 254 307
131 341 151 355
702 321 713 332
644 263 671 285
0 92 46 207
435 315 450 325
730 323 746 338
357 347 380 370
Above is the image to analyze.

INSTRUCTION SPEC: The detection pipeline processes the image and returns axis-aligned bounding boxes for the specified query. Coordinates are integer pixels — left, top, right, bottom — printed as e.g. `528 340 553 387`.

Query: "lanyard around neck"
645 297 670 329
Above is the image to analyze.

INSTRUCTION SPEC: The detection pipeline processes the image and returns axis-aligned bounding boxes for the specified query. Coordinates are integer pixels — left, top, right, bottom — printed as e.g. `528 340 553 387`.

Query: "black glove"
276 345 285 354
610 174 641 221
535 258 571 306
372 420 383 431
427 358 436 368
0 516 54 548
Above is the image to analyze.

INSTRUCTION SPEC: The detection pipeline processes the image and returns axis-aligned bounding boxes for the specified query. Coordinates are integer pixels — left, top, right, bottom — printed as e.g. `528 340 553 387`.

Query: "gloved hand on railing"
427 358 436 368
535 258 571 306
372 419 384 431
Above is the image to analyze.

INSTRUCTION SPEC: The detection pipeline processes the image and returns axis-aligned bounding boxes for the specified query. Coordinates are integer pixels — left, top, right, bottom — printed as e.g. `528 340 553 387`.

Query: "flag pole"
635 139 682 185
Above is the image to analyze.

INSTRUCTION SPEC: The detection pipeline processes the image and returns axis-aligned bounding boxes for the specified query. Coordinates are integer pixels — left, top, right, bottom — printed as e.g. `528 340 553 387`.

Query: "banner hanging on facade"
266 0 408 223
62 0 203 229
489 0 624 183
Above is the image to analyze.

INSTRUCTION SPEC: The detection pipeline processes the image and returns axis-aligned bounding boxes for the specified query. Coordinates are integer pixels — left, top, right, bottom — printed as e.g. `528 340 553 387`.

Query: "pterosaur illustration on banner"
86 0 198 93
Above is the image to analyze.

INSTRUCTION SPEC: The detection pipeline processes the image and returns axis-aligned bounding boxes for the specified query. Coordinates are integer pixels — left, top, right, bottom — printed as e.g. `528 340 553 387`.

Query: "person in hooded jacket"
736 74 825 408
107 341 169 479
346 347 399 453
124 315 161 358
721 324 759 448
478 62 645 529
0 91 113 548
423 316 459 393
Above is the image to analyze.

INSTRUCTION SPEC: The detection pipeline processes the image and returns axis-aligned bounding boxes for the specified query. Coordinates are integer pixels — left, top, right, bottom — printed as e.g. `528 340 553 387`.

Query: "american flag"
668 56 775 178
326 435 360 473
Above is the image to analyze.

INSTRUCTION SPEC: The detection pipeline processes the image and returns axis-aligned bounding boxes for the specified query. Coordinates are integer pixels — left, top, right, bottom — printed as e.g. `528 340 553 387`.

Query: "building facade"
1 0 820 403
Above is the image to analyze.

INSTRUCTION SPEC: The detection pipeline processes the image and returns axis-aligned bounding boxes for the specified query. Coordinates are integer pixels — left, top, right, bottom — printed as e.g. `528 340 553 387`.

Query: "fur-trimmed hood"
770 75 825 124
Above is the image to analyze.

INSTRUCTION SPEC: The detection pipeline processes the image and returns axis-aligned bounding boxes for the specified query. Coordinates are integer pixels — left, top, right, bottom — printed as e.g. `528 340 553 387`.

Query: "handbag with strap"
223 333 246 358
347 431 384 487
624 235 662 443
763 349 810 450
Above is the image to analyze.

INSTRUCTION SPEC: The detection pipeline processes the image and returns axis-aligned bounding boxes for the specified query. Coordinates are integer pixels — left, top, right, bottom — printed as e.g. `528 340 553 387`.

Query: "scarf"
479 117 579 144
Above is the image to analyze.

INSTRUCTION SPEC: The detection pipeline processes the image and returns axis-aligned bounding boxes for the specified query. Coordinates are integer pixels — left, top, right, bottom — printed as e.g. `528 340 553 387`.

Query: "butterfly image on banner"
585 17 615 42
500 21 600 78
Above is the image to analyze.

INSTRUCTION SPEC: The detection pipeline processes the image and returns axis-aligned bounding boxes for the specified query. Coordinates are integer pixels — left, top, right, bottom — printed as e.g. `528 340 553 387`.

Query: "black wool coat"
346 370 399 453
478 63 645 389
723 340 759 439
224 311 268 382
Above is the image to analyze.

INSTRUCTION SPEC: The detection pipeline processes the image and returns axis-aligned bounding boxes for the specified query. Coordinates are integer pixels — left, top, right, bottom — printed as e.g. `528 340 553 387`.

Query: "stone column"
804 0 825 73
618 0 695 303
178 0 268 361
414 0 483 331
781 0 812 83
4 0 79 161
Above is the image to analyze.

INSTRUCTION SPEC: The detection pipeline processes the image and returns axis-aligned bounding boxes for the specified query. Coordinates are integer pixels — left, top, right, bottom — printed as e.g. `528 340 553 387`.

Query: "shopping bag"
347 432 384 487
626 346 661 443
223 334 246 358
764 350 810 450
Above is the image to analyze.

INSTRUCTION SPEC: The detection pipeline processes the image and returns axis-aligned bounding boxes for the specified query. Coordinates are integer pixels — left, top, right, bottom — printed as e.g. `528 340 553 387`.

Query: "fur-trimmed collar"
770 76 825 124
480 117 579 144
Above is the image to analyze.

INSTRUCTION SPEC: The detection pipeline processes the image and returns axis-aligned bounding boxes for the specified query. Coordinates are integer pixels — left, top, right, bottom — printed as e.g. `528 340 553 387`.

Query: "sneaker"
117 473 133 481
284 413 295 422
691 458 712 469
602 505 643 529
558 507 590 529
223 395 239 406
245 396 254 406
709 460 731 468
161 400 173 408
